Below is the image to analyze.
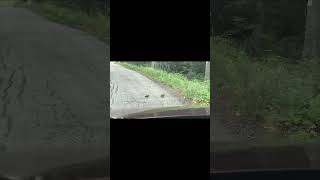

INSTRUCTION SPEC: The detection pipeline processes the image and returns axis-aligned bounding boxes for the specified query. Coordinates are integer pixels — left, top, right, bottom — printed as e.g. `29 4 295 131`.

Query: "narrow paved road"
0 7 109 177
110 62 185 118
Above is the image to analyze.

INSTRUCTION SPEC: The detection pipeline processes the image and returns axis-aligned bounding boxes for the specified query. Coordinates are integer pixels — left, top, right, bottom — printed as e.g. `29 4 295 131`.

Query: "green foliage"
117 62 210 106
308 95 320 122
212 37 320 139
31 0 109 15
212 0 320 140
29 1 109 43
126 61 207 80
288 130 314 143
0 0 19 6
126 62 151 67
211 0 306 58
214 0 306 38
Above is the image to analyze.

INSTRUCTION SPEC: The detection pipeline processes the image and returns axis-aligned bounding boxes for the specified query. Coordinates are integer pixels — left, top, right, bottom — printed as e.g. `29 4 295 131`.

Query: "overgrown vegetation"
0 0 18 6
126 61 209 80
25 0 109 43
116 62 210 106
212 37 320 140
211 0 305 59
211 0 320 141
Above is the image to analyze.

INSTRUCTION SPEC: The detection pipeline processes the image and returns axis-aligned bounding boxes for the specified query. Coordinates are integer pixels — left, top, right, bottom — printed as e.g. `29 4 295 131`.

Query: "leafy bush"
212 36 320 139
126 61 207 80
29 1 109 42
126 62 151 67
212 0 305 59
32 0 109 15
308 95 320 123
288 130 314 143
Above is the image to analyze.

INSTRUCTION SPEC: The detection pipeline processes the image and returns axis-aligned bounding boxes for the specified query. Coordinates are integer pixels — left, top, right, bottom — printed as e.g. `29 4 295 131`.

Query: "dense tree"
130 61 208 80
211 0 307 58
303 0 320 58
210 0 225 36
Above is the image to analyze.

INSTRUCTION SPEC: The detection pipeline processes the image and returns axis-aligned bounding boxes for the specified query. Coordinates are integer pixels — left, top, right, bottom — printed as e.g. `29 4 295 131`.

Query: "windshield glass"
211 0 320 171
110 61 210 118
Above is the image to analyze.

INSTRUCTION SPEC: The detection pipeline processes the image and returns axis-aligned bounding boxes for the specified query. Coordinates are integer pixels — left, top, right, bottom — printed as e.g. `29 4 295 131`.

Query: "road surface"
110 62 185 118
0 7 109 177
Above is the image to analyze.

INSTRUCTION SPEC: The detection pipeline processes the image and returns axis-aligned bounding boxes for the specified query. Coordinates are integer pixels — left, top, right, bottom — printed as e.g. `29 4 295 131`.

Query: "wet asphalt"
0 7 109 177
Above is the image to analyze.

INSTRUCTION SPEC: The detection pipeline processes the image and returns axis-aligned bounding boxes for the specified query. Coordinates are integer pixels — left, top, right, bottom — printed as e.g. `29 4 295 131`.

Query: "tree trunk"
205 61 210 80
151 61 156 68
210 0 215 36
251 0 265 55
303 0 320 58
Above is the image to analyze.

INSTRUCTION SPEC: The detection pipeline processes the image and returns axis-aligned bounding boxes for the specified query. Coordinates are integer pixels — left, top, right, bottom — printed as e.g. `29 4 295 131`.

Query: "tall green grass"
212 36 320 139
28 2 109 43
0 0 17 6
117 62 210 106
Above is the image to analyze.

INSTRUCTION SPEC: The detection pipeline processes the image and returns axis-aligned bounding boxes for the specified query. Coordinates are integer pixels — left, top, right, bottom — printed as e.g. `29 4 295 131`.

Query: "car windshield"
211 0 320 171
110 61 210 118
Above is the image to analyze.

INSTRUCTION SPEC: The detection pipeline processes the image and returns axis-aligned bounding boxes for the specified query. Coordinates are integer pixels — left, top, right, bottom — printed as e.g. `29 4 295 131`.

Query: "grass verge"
115 62 210 106
212 36 320 141
27 1 109 44
0 0 18 6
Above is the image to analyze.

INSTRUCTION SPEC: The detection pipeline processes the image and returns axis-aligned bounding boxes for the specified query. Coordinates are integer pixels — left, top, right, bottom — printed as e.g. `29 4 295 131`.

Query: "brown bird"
160 94 165 98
